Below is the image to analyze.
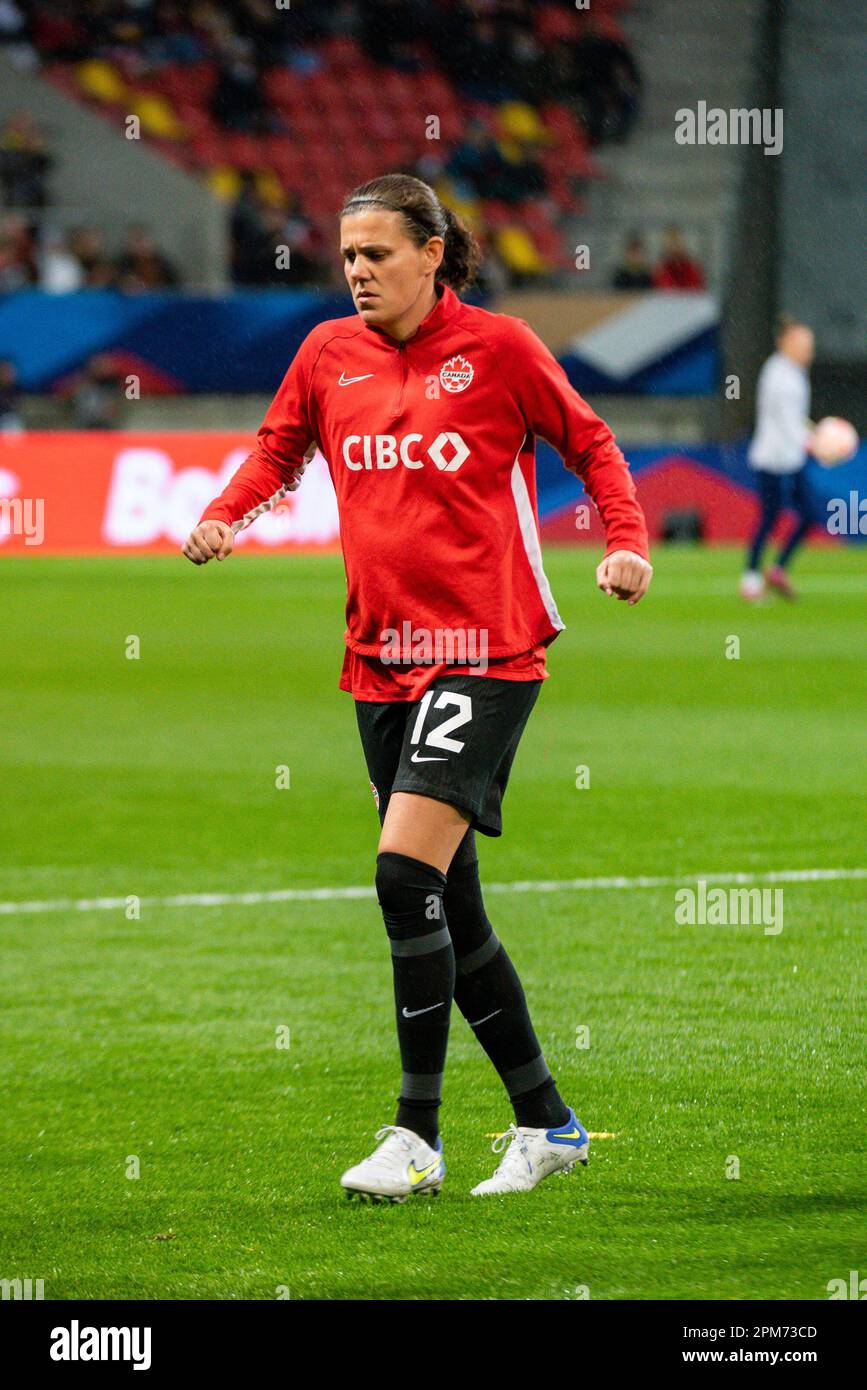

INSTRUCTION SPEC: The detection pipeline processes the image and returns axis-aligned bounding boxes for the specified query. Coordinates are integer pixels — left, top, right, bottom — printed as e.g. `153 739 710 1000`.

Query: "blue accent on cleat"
545 1108 589 1150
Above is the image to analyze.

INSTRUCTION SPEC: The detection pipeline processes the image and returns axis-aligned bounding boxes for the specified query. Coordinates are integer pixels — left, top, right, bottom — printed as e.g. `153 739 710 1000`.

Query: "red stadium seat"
320 37 365 71
189 131 228 166
221 133 268 171
263 67 307 109
310 73 351 109
158 62 217 108
480 199 515 228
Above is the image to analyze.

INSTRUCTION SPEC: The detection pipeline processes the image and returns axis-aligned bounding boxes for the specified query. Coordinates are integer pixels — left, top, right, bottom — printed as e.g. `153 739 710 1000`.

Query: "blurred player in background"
183 174 652 1202
741 319 816 601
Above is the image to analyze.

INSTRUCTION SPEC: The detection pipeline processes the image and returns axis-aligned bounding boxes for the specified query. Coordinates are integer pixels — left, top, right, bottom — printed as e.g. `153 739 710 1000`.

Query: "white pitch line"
0 867 864 917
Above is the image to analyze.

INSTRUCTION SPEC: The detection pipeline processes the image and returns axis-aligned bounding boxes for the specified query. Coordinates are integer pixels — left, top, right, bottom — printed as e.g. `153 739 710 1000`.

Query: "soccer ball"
810 416 859 467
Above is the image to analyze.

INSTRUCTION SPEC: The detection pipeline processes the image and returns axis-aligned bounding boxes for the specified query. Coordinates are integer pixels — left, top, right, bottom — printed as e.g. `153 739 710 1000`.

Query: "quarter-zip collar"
363 281 458 351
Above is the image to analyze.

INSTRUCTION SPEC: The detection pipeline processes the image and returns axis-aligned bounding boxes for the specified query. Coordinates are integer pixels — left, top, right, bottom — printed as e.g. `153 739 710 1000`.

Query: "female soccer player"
741 320 816 602
183 174 652 1200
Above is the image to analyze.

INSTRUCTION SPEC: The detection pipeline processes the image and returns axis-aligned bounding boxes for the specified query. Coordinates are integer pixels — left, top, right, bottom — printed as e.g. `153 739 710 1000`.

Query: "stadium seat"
190 132 228 166
128 93 186 140
495 224 549 276
76 58 126 104
158 62 217 108
320 37 365 70
205 165 243 201
263 67 306 109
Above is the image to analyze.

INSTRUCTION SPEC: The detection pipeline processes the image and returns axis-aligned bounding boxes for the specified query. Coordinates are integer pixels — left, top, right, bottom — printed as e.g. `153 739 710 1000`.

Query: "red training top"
200 282 649 701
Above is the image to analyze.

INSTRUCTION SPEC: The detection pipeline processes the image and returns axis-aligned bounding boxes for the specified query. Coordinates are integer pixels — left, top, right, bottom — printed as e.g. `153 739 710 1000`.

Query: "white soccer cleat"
471 1109 589 1196
340 1125 444 1203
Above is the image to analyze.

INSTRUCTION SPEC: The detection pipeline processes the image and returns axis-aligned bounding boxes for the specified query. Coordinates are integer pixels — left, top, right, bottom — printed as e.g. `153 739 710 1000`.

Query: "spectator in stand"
0 212 36 287
39 227 84 292
427 0 475 78
0 0 36 70
280 190 329 283
446 118 545 207
544 35 571 100
69 226 116 287
496 138 547 204
494 0 545 102
62 353 125 429
189 0 234 52
0 112 54 209
272 0 327 51
0 359 24 432
570 28 642 144
445 120 509 201
230 171 271 284
611 233 653 291
471 228 510 297
211 35 268 132
233 0 291 67
451 16 518 102
411 148 447 189
653 227 706 291
116 223 179 291
230 175 328 286
145 1 206 66
358 0 422 72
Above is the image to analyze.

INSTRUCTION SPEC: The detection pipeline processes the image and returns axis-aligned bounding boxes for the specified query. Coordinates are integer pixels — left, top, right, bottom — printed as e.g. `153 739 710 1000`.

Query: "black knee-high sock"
445 848 569 1130
375 851 455 1148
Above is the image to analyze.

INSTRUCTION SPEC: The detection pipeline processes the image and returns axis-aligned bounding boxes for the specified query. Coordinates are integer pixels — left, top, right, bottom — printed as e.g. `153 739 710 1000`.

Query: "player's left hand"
596 549 653 605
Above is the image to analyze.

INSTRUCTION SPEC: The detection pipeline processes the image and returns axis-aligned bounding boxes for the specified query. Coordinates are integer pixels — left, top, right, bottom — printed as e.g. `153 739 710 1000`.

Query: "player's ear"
425 236 444 274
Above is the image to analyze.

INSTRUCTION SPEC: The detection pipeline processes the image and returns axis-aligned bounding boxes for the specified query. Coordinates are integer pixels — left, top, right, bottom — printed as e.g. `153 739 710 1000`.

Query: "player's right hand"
182 519 234 565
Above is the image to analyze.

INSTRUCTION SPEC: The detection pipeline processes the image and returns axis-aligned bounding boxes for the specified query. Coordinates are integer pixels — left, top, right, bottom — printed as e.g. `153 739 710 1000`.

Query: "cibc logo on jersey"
342 432 469 472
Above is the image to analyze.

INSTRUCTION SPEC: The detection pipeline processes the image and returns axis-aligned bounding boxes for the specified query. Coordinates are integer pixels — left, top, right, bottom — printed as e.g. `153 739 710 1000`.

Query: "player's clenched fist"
182 519 234 565
596 549 653 605
182 441 318 565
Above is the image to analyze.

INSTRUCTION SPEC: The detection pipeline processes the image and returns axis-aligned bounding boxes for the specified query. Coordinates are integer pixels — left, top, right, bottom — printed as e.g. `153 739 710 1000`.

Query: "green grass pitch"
1 544 864 1300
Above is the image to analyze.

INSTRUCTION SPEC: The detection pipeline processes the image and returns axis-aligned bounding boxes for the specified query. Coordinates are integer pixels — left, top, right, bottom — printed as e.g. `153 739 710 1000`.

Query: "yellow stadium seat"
497 101 553 146
255 171 285 207
76 59 127 104
495 225 549 275
129 93 186 139
206 166 243 201
435 180 483 232
497 137 524 165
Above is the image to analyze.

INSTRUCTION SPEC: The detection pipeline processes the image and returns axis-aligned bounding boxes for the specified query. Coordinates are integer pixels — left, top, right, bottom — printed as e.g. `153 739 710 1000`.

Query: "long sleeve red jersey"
200 282 649 663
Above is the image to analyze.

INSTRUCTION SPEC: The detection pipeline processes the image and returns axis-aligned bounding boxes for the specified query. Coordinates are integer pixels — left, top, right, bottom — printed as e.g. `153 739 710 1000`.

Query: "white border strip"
0 868 863 917
510 453 565 631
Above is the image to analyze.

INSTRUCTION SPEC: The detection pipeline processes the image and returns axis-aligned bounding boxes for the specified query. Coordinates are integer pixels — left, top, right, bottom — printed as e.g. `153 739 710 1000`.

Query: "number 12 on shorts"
409 690 472 761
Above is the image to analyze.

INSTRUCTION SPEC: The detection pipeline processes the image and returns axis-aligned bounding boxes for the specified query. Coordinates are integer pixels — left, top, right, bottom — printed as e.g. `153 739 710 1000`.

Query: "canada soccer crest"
439 354 474 394
369 780 380 809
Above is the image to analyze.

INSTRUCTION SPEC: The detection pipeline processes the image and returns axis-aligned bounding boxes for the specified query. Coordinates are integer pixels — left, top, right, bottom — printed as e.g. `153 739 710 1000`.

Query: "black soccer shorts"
354 673 542 838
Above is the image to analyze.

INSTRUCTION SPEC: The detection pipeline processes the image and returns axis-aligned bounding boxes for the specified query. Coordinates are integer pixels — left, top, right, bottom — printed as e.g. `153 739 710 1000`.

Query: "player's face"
780 325 815 367
340 210 442 331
